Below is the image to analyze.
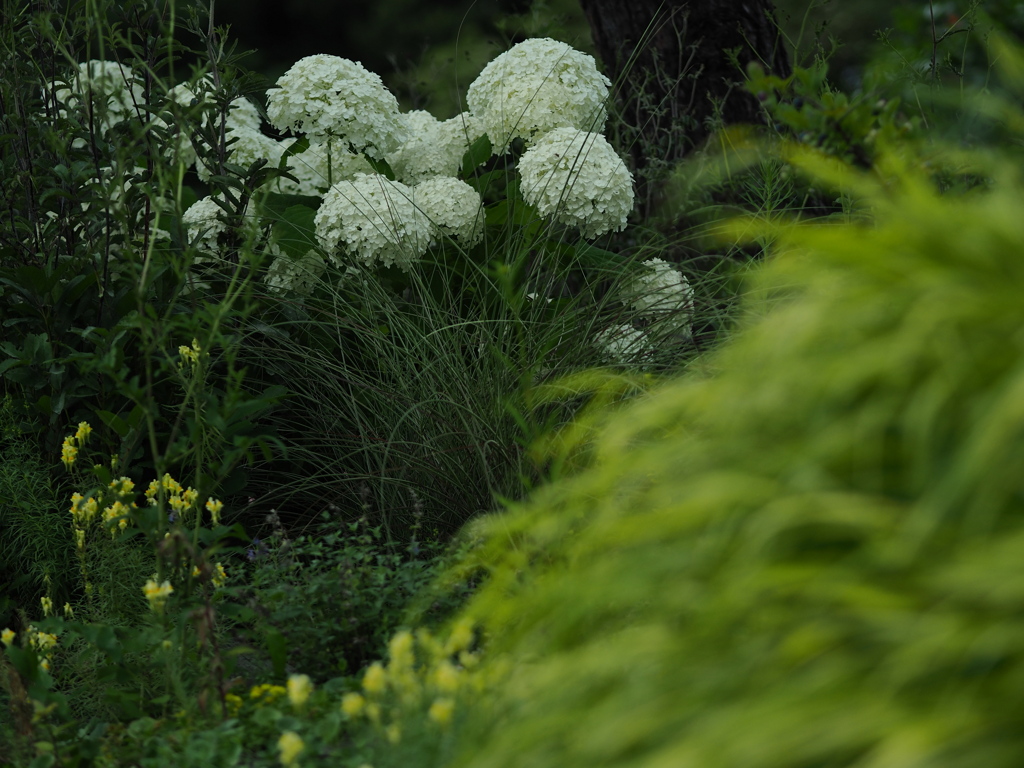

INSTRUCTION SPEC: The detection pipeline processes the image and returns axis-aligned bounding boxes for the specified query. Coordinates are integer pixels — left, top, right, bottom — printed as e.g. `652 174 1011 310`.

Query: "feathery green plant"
410 140 1024 767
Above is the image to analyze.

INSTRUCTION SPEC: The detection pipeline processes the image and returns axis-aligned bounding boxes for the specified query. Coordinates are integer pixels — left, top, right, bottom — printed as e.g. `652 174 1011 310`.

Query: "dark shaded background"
210 0 912 116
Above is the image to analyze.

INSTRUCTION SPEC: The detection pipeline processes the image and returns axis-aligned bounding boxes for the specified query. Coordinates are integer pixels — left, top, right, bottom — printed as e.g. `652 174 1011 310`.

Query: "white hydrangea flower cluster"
264 249 326 295
182 196 229 255
517 127 634 238
467 38 610 151
595 324 653 364
390 111 459 183
414 177 484 245
314 174 431 270
275 143 375 195
620 258 695 337
51 60 143 129
267 54 406 159
194 97 295 182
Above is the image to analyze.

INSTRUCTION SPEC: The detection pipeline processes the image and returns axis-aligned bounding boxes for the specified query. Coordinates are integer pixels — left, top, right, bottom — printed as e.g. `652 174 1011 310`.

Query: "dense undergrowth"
2 0 1022 765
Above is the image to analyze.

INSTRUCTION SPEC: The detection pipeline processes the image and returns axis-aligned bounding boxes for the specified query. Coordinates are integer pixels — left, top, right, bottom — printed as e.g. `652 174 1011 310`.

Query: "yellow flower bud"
362 662 387 695
287 673 313 708
277 731 304 767
428 697 455 727
340 692 365 717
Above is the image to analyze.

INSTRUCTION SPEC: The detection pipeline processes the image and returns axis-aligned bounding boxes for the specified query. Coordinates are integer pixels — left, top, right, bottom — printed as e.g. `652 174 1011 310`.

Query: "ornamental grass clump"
429 150 1024 768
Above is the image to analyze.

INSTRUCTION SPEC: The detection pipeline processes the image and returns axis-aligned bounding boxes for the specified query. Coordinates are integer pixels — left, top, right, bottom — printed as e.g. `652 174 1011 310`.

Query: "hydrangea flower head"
265 249 326 295
390 110 452 182
595 323 653 364
51 60 143 129
414 176 484 246
620 257 695 337
182 196 229 255
517 127 634 238
467 38 610 151
267 54 406 158
314 173 431 270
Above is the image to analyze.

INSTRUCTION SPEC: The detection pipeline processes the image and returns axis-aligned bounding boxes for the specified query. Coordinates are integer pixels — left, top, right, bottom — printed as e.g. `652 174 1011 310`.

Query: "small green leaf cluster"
235 509 460 682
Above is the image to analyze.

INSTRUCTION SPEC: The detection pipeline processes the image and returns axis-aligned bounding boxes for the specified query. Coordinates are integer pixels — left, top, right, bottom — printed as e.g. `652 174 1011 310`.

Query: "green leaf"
272 204 318 260
462 134 493 176
266 628 287 679
281 135 309 162
365 155 396 180
96 410 130 438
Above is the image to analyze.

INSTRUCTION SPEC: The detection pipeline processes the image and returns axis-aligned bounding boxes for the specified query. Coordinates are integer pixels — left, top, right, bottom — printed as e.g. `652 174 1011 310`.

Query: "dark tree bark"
578 0 791 214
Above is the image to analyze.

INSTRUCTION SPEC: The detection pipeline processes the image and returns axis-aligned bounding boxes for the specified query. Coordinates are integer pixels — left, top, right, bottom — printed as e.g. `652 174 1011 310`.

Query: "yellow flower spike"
142 578 173 614
63 603 73 618
277 731 304 767
183 487 199 507
74 421 92 446
61 437 77 469
388 630 415 671
340 692 365 718
428 697 455 728
75 529 85 550
40 596 53 617
432 660 461 693
145 479 159 504
224 693 243 717
362 662 387 695
205 498 224 525
212 563 227 589
287 674 313 709
444 618 475 655
1 628 15 647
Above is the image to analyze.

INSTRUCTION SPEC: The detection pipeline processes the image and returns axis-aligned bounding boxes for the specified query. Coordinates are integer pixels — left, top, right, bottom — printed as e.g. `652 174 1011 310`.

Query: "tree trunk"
578 0 791 215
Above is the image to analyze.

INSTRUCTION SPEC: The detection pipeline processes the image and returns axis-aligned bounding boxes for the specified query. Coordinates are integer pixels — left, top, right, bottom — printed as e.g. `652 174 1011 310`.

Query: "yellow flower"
40 596 53 617
388 630 415 671
205 498 224 525
212 562 227 589
61 437 77 469
362 662 387 695
432 660 461 693
287 673 313 708
75 529 85 550
28 628 57 652
224 693 243 717
445 618 475 655
63 603 74 618
143 578 174 613
74 421 92 445
251 683 287 704
1 628 15 647
340 692 365 717
428 697 455 727
109 476 135 495
277 731 304 767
